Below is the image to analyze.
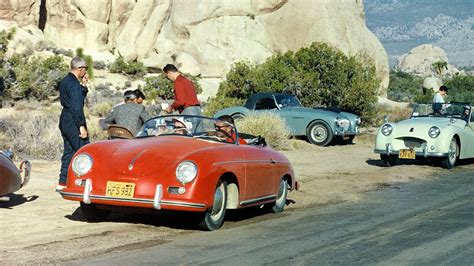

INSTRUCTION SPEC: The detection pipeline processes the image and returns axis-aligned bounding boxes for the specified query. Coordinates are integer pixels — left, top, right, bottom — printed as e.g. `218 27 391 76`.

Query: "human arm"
170 78 186 111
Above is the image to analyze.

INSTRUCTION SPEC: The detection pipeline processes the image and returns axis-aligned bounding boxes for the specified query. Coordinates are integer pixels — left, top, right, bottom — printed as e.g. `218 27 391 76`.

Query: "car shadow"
0 194 39 209
365 157 470 168
65 198 297 230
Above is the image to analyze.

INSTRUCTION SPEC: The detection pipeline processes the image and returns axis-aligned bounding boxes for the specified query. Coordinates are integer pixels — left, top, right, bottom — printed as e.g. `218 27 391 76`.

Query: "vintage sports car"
59 115 297 230
375 103 474 169
0 149 31 200
214 93 360 146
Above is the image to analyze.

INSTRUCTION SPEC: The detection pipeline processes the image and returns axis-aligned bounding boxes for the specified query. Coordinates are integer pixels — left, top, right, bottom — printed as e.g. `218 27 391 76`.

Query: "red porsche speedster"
59 115 297 230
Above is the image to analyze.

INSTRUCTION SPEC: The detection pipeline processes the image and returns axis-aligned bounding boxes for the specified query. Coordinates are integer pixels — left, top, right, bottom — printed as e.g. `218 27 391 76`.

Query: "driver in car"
215 115 246 144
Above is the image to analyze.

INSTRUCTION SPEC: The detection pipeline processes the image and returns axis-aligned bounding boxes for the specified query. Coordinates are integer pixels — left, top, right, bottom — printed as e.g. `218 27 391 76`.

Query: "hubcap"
312 125 327 142
210 184 224 220
448 139 457 164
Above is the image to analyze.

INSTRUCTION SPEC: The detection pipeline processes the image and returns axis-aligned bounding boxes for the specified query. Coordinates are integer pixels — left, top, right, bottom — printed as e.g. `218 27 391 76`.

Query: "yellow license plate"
106 181 135 198
399 149 416 159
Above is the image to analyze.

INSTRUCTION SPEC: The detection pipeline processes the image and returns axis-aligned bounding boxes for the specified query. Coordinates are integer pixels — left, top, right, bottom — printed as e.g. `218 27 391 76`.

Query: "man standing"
57 57 89 191
163 64 202 116
432 85 448 115
104 90 151 136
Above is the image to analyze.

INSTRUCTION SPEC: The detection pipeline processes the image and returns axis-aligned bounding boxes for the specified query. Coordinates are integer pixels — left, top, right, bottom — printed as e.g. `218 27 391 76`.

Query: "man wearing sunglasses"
57 57 90 191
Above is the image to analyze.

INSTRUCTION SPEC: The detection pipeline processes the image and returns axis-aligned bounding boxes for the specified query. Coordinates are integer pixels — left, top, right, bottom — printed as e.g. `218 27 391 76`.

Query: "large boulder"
0 0 389 96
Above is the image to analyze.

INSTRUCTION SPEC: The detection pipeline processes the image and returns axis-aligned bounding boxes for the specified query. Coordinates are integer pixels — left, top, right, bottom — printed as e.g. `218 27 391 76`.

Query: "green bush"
387 70 424 102
142 74 202 101
109 57 146 78
235 112 291 150
206 42 380 124
444 75 474 103
1 54 68 100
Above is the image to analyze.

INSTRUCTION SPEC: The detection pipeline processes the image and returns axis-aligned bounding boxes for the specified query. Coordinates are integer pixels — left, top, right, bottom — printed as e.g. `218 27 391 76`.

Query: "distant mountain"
365 0 474 68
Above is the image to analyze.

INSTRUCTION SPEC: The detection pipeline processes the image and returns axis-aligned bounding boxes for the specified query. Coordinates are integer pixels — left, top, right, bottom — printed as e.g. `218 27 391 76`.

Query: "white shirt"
433 92 445 103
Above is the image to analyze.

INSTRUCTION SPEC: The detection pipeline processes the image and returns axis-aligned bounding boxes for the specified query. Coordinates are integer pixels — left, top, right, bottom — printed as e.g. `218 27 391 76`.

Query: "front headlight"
176 161 197 184
72 153 93 177
381 124 393 136
336 118 350 130
428 126 441 138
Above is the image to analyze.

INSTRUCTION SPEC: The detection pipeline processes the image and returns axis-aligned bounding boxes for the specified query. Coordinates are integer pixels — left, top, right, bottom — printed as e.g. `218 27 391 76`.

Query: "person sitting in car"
215 115 246 144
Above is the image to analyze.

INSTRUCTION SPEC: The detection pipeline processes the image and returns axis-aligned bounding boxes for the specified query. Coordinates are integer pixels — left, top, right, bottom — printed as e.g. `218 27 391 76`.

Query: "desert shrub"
387 70 424 102
1 54 68 100
1 112 62 160
207 42 379 124
0 28 15 60
142 74 202 101
109 57 146 78
444 75 474 103
91 102 112 117
235 112 291 150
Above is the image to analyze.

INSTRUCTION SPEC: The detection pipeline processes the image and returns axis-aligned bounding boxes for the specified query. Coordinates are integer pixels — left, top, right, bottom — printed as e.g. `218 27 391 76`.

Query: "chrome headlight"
381 124 393 136
176 161 197 184
336 118 350 130
428 126 440 138
72 153 93 177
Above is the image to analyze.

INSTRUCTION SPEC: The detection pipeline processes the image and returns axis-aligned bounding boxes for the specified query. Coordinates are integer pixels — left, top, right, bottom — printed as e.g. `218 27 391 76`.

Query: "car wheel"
80 202 110 222
307 121 333 146
269 178 288 213
198 180 227 231
441 138 458 169
231 113 245 121
380 154 397 167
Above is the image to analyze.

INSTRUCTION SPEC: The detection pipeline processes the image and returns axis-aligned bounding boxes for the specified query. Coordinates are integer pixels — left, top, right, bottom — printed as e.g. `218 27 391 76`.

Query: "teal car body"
374 103 474 169
214 93 360 146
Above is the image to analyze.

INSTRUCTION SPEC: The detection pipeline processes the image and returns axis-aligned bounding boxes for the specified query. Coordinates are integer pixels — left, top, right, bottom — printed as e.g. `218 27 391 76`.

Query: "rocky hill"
365 0 474 68
0 0 389 97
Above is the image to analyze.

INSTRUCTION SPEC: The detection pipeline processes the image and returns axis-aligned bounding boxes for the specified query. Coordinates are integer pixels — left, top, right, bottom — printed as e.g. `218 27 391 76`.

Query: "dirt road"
1 133 469 263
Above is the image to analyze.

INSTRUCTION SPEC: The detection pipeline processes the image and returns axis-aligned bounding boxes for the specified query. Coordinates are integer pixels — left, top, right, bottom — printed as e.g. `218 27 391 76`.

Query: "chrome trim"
153 184 163 210
374 149 448 157
213 160 290 166
240 194 276 206
59 191 206 209
83 178 92 204
128 149 147 171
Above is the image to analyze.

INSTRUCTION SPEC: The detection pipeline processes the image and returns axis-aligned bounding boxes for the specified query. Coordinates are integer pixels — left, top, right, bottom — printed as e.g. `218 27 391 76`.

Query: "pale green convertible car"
214 93 360 146
374 102 474 169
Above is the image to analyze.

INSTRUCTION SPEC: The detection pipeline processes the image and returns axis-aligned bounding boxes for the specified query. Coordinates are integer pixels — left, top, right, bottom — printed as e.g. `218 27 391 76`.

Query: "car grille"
401 137 425 148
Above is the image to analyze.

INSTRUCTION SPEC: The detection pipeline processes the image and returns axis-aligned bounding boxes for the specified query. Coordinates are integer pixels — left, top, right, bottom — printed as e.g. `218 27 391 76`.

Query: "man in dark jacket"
104 90 151 136
57 57 89 191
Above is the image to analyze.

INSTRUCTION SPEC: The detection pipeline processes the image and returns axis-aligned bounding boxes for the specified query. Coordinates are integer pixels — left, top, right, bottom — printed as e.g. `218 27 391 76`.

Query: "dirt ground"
1 130 472 264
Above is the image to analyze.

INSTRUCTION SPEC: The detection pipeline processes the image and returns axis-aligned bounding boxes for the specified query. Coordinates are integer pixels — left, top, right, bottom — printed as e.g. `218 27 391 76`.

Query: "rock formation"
0 0 389 98
397 44 462 78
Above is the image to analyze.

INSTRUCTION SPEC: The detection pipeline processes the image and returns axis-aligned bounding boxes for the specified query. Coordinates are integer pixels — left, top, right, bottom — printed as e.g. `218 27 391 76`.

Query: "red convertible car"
60 115 297 230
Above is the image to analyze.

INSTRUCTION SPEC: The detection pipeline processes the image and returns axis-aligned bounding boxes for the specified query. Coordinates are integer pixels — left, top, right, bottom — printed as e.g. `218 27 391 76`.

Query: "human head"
70 57 88 79
123 90 138 103
163 64 180 81
439 85 448 96
172 118 188 135
215 115 235 135
134 89 146 104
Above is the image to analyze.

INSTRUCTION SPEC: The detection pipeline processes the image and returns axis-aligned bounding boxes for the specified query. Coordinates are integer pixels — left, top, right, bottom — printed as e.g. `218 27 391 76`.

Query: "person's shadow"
0 194 39 209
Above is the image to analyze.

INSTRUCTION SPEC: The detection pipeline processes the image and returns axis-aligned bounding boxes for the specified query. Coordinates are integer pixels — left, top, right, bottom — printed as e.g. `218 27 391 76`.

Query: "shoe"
55 183 66 192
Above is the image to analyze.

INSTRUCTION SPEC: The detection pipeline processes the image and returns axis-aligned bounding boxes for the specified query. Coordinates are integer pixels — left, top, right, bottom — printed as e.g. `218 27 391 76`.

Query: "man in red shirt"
163 64 202 116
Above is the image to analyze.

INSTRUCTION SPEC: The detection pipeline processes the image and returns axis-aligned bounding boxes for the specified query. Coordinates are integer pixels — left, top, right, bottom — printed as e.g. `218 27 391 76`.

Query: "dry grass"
236 112 293 150
374 105 413 126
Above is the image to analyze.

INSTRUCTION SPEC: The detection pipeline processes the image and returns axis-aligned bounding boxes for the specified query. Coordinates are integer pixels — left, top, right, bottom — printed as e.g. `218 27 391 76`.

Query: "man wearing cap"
104 90 151 136
57 57 90 191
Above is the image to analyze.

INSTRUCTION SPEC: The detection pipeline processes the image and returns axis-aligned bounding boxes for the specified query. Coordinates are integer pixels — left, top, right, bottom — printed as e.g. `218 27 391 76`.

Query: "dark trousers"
59 128 89 184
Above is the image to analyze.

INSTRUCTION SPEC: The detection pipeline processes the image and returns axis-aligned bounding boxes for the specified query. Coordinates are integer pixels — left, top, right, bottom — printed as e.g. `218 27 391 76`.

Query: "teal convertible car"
375 102 474 169
214 93 360 146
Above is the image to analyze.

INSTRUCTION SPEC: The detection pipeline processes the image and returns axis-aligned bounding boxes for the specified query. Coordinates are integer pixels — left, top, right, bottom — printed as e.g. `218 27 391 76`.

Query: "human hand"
81 73 89 86
165 106 172 113
79 126 88 139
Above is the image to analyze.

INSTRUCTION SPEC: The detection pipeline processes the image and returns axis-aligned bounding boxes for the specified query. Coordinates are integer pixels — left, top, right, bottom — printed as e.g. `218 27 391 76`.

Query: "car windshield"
412 103 471 120
137 115 238 144
274 95 302 108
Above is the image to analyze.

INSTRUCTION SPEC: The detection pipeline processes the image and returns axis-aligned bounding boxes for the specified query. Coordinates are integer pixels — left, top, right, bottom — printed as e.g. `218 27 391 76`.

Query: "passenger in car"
215 115 247 144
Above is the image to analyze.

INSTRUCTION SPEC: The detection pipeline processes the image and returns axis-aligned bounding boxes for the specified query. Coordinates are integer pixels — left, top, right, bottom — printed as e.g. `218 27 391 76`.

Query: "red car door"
240 145 276 204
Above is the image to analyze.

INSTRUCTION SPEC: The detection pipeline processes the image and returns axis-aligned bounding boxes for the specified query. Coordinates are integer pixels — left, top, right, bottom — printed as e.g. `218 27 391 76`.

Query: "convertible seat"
107 125 134 139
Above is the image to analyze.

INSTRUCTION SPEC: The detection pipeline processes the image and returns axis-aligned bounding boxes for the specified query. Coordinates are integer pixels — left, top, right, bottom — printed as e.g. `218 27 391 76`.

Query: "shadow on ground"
0 194 39 209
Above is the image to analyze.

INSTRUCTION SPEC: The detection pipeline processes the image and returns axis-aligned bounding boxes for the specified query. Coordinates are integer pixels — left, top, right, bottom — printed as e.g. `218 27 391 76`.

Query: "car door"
464 112 474 158
239 144 276 205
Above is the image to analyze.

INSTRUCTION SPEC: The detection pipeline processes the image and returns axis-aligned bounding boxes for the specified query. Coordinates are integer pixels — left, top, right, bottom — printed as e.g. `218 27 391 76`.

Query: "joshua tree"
432 61 448 75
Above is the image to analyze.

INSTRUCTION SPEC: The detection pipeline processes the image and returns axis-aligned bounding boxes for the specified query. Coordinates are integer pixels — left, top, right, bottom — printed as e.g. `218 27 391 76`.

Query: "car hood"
83 136 219 176
393 117 466 135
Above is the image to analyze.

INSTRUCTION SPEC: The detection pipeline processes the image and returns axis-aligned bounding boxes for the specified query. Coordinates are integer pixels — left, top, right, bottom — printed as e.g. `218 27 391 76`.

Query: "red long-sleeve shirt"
171 75 200 113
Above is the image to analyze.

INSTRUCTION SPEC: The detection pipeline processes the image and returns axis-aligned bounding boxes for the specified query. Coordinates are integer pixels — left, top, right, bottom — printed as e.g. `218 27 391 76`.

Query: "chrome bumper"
60 178 206 210
374 143 448 158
